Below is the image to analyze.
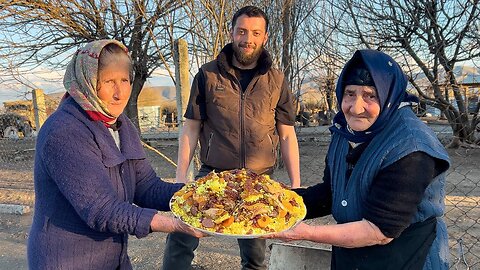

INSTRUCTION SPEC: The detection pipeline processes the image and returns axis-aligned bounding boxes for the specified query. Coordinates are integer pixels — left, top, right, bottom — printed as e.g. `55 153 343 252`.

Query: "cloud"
0 66 179 105
0 66 64 103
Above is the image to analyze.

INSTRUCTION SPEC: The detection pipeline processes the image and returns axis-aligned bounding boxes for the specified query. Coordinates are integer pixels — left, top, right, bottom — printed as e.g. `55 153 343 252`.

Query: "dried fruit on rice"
170 168 306 235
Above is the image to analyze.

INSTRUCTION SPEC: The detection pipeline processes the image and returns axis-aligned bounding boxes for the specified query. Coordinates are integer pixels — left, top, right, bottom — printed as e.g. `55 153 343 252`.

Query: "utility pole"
32 89 47 130
174 38 194 181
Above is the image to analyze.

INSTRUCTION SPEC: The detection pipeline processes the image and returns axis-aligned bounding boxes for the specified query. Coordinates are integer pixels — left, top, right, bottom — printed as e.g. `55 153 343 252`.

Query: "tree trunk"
282 0 293 81
125 75 146 130
444 106 476 145
174 38 196 179
325 69 335 112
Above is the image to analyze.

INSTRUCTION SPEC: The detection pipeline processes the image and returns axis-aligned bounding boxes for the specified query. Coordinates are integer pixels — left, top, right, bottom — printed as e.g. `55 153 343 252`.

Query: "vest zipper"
267 134 276 159
240 91 246 168
206 132 213 161
232 70 254 170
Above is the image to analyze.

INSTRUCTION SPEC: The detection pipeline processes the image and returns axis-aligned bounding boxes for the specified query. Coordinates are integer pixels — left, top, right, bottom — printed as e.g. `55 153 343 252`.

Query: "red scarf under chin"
61 92 116 128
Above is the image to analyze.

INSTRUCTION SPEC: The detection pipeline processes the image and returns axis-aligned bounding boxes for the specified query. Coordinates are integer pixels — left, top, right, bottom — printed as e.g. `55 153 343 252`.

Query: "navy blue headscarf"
329 50 418 143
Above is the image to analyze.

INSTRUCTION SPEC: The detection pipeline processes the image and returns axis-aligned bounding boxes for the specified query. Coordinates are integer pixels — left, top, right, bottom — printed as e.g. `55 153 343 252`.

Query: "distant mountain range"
450 66 480 84
35 85 178 108
411 65 480 86
5 65 477 109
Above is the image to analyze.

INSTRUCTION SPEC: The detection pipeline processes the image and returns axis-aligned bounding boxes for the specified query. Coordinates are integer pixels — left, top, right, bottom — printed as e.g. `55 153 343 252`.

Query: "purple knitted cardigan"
27 97 183 269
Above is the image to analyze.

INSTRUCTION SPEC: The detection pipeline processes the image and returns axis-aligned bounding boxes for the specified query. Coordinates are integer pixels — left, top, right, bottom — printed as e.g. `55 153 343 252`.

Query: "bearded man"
162 5 301 270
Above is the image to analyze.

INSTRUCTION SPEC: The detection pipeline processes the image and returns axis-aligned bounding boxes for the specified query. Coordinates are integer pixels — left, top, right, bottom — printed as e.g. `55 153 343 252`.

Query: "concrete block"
268 242 331 270
0 204 31 215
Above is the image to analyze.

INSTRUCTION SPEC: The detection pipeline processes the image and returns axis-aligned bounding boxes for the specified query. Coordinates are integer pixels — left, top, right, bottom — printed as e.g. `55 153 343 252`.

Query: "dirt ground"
0 136 478 269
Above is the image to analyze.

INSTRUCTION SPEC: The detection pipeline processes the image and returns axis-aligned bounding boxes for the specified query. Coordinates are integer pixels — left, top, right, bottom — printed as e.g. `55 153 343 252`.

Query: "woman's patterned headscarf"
63 39 129 123
329 50 418 143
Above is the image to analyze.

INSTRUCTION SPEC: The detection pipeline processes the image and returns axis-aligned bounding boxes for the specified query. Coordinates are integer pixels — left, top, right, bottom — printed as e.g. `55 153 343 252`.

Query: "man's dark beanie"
342 61 375 87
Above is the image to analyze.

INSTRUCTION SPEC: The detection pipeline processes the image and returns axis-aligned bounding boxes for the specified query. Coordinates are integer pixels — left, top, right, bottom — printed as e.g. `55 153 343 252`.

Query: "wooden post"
174 38 194 181
32 89 47 130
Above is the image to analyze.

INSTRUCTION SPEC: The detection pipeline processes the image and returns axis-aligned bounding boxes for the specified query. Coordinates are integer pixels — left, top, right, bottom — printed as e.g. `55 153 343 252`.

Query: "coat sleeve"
363 151 440 238
294 158 333 219
132 158 184 211
184 70 206 120
275 74 296 126
40 124 156 238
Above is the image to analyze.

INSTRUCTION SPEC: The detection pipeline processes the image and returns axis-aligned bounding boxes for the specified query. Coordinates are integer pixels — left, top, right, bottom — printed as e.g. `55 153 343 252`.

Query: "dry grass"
0 189 34 206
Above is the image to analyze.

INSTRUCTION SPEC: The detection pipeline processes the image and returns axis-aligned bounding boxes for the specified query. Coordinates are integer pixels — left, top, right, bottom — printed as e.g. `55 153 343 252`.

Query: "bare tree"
180 0 241 67
329 0 480 146
258 0 327 113
0 0 186 128
300 2 350 115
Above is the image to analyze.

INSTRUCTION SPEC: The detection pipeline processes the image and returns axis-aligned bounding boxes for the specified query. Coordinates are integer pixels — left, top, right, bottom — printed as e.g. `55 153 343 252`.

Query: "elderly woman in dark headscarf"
27 39 203 270
266 50 450 270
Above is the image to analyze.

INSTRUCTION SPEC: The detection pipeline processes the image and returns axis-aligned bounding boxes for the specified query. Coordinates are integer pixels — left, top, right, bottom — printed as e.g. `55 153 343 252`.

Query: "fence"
0 117 478 269
286 124 480 270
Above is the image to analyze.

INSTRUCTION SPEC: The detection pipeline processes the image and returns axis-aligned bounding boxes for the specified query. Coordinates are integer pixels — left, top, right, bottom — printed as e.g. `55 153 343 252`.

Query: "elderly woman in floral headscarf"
27 39 203 270
266 50 450 270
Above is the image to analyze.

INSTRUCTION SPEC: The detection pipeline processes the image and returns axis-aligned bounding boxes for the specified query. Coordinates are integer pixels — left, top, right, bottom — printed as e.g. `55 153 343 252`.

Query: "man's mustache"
239 43 257 49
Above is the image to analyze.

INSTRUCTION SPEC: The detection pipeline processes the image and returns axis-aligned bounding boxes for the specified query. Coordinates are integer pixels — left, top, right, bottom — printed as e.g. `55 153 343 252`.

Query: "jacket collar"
217 43 273 77
60 97 146 167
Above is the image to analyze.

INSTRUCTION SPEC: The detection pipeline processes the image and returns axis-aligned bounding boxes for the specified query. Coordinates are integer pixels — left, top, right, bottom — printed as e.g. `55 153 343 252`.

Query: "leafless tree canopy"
0 0 187 128
324 0 480 145
1 0 479 145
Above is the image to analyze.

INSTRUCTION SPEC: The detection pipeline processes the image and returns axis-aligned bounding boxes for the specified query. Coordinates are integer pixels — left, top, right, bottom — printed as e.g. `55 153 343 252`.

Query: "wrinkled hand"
175 177 188 184
173 218 208 238
262 222 309 242
290 183 301 189
175 176 195 184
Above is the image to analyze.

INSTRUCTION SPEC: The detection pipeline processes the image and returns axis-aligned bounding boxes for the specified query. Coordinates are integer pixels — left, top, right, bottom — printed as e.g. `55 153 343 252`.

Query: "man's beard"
233 42 264 66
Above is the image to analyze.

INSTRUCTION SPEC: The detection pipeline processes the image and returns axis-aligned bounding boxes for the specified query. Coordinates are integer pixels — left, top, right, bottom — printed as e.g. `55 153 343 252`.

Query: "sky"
1 59 477 107
0 67 175 107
